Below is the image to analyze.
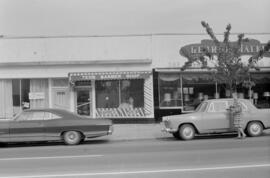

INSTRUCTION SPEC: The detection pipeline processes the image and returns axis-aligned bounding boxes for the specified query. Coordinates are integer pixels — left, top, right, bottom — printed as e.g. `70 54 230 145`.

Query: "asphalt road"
0 135 270 178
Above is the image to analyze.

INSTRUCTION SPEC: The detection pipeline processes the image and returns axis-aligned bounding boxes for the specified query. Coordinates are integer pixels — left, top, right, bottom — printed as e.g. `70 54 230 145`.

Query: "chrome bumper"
160 122 177 133
108 125 113 135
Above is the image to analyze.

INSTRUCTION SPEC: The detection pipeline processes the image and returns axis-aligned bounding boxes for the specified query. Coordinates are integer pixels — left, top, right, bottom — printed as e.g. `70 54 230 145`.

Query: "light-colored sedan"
162 99 270 140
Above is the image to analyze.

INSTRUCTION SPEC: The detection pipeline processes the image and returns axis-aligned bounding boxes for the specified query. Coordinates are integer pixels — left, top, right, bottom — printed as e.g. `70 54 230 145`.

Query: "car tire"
63 131 82 145
247 122 263 137
179 124 195 140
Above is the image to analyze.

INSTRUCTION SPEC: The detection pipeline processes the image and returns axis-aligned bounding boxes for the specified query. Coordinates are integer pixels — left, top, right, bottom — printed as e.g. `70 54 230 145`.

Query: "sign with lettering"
69 71 151 84
180 39 270 59
29 92 45 100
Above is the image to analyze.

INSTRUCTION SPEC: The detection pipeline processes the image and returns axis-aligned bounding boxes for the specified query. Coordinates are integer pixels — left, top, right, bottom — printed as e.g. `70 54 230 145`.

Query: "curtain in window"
0 80 13 119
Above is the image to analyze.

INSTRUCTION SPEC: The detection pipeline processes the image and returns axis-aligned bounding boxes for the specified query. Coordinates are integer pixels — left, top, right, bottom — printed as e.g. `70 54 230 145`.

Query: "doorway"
76 89 92 116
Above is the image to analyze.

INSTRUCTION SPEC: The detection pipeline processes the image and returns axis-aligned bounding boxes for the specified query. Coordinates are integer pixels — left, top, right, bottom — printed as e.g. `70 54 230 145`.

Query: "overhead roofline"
0 59 152 67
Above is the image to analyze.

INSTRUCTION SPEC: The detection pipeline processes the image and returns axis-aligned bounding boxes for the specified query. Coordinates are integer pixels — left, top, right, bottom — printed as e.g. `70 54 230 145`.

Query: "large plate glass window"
158 73 182 107
182 73 215 111
95 79 145 118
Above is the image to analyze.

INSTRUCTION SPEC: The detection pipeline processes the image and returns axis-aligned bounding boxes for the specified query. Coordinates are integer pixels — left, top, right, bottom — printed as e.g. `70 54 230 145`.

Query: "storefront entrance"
76 89 92 116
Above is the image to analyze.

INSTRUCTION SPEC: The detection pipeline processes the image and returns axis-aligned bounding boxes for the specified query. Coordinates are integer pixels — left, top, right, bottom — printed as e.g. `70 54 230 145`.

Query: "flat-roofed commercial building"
1 34 269 121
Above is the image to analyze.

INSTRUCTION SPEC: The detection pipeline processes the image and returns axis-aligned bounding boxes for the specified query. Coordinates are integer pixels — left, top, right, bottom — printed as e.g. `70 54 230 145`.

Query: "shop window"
120 79 144 108
12 79 30 113
158 73 182 107
250 73 270 108
96 79 144 108
182 73 215 111
96 80 119 108
95 79 145 118
12 80 20 107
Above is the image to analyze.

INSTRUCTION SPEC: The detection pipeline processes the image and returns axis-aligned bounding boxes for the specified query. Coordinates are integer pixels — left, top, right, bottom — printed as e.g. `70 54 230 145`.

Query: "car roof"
205 98 249 102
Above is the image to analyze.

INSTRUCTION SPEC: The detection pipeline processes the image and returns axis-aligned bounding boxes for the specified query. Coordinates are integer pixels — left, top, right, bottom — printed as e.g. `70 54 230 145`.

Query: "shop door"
52 88 70 110
77 89 91 116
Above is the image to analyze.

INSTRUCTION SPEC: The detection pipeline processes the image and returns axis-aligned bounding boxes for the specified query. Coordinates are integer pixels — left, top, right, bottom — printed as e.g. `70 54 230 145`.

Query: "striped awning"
69 71 151 85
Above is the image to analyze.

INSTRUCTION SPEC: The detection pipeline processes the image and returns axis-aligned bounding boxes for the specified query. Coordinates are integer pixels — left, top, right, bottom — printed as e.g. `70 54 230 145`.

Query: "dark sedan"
0 108 113 145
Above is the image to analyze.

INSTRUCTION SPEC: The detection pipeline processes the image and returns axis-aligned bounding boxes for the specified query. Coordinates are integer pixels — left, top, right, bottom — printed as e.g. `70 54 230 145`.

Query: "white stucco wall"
0 33 269 79
0 36 152 62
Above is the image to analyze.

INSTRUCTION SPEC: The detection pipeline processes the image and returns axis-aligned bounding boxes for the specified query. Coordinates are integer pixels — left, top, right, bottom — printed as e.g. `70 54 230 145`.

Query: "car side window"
30 112 44 120
44 112 62 120
208 102 227 112
16 112 44 121
16 112 32 121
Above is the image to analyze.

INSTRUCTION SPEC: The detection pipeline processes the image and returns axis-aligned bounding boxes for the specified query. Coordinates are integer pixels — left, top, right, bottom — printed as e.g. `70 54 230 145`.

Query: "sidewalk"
106 123 171 141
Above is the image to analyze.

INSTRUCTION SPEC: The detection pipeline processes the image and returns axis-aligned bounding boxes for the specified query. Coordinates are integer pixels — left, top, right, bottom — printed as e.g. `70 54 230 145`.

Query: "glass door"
76 89 91 116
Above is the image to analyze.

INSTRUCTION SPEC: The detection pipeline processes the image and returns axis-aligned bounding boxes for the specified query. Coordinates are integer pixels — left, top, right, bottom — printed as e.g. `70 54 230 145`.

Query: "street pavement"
0 124 270 178
0 133 270 178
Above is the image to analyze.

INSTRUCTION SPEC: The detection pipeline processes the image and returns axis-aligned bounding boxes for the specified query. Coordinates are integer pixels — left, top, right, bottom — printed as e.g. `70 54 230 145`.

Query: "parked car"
162 99 270 140
0 108 113 145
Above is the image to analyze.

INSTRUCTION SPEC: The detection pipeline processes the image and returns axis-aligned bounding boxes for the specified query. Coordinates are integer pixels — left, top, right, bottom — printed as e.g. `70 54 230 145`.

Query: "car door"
43 111 63 141
201 101 231 133
9 111 45 142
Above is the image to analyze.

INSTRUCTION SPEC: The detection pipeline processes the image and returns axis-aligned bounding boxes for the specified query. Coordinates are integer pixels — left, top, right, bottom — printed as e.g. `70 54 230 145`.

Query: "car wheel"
247 122 263 137
179 124 195 140
63 131 82 145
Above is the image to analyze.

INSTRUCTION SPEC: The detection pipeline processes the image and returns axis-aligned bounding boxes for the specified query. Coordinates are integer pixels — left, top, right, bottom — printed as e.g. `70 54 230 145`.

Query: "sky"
0 0 270 37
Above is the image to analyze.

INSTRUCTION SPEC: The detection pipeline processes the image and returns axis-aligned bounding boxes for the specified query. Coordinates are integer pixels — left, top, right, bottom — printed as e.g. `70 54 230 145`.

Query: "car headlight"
162 116 169 122
108 125 113 135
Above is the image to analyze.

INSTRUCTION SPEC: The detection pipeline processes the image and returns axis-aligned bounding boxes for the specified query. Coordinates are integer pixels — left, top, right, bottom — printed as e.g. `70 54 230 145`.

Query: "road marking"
0 154 103 161
1 163 270 178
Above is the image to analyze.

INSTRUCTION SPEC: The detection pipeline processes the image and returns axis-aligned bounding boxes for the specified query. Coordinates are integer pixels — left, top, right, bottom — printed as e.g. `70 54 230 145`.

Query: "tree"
181 21 270 96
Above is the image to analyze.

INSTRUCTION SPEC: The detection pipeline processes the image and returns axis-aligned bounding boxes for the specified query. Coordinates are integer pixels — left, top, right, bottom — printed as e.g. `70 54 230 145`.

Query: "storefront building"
0 36 154 120
151 34 270 120
1 34 269 121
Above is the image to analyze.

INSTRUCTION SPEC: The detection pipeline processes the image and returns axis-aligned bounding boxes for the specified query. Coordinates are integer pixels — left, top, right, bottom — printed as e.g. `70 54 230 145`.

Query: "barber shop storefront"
69 71 154 119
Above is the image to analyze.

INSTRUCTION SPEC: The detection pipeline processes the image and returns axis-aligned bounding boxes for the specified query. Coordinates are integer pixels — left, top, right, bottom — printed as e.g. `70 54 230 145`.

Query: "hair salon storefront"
154 69 270 119
152 35 270 120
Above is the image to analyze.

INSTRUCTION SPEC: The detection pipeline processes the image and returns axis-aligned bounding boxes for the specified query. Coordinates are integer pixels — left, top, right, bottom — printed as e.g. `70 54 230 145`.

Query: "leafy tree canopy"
181 21 270 93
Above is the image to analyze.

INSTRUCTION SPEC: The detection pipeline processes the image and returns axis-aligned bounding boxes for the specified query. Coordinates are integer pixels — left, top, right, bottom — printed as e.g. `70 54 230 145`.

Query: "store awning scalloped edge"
69 71 152 85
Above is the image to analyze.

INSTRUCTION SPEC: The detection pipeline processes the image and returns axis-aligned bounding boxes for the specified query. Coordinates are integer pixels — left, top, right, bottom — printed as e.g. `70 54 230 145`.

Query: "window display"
158 73 182 107
182 73 215 111
95 79 145 117
157 72 216 111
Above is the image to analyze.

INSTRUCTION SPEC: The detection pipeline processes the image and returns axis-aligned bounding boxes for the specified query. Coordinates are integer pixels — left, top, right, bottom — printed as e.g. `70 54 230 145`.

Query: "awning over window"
69 71 151 85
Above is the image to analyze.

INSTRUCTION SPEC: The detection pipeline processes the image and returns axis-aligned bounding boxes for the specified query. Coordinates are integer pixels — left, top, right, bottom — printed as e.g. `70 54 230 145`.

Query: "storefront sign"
180 39 270 59
29 92 45 100
69 71 151 84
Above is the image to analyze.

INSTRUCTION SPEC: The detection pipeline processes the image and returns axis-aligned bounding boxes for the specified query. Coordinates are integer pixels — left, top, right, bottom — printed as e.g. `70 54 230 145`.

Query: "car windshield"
195 102 208 112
